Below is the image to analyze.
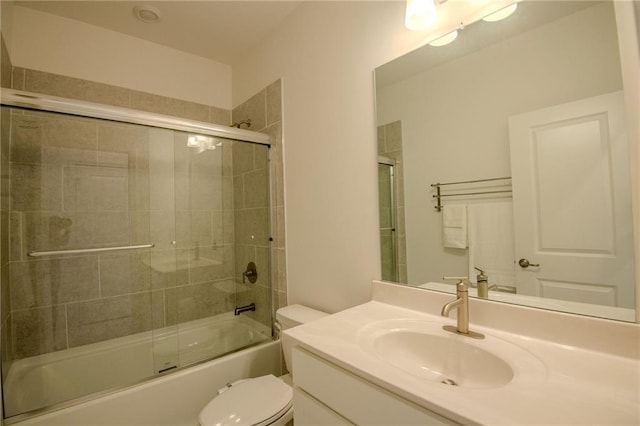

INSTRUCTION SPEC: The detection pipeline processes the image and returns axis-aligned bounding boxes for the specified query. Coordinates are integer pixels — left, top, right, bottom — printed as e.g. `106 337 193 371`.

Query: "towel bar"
431 177 512 211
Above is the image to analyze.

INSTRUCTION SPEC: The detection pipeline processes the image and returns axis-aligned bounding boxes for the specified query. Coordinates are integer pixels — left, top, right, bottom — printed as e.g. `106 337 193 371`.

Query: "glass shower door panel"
171 135 271 369
2 107 157 417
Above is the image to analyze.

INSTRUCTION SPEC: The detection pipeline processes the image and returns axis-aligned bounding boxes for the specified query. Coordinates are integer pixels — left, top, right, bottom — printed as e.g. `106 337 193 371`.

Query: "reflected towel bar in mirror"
431 177 512 211
27 243 155 257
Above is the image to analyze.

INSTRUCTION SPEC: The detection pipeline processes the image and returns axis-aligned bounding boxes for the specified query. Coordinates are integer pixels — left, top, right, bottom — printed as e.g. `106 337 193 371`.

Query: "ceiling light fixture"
405 0 439 31
482 2 518 22
428 30 459 47
133 5 161 23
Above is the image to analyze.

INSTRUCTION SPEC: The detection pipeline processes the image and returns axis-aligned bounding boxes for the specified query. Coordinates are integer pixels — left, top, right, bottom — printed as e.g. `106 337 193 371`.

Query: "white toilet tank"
276 304 328 374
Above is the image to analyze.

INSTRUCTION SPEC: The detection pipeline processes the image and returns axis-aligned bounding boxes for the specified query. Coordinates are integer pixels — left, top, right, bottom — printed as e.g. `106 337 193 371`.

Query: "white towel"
467 202 515 287
442 204 467 249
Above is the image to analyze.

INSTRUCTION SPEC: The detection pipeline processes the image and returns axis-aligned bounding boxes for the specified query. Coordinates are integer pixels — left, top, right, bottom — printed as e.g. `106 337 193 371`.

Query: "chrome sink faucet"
441 277 484 339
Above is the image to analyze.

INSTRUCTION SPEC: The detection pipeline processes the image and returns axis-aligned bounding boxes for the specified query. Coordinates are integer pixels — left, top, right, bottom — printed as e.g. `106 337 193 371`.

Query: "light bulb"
405 0 438 31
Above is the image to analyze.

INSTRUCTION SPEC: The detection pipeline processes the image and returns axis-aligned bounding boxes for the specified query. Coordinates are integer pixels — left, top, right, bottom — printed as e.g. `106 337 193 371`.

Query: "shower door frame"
0 88 276 422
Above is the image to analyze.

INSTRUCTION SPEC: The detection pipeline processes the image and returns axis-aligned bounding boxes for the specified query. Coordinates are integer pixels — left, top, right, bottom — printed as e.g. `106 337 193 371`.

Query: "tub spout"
234 303 256 316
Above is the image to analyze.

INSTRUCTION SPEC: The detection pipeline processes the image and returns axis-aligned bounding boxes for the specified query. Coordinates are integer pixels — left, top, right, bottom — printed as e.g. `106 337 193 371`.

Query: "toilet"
198 305 328 426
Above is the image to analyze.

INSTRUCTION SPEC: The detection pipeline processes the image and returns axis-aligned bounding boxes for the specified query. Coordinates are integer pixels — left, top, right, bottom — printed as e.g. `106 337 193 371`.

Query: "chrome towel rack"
27 243 155 257
431 176 512 212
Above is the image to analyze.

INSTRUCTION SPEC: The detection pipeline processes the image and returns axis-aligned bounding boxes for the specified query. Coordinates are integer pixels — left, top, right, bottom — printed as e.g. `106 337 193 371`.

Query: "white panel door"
509 91 635 308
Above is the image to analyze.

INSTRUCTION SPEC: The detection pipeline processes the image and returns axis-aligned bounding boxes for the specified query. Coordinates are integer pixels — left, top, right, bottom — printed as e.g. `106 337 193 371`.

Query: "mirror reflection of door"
378 160 398 282
509 91 635 308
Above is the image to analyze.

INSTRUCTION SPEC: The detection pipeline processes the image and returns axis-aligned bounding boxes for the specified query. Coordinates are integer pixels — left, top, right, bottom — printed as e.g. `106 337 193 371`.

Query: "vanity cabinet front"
292 347 458 425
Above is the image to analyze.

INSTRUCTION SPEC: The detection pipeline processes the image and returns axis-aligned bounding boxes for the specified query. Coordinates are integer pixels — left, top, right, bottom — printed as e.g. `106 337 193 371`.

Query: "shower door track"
0 89 271 146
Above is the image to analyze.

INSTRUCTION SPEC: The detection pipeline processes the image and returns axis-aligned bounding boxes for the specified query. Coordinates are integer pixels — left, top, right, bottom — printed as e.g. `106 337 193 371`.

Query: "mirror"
375 1 637 322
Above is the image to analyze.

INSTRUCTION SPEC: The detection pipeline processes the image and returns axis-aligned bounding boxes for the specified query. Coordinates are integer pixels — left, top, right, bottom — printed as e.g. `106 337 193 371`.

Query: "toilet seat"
199 375 293 426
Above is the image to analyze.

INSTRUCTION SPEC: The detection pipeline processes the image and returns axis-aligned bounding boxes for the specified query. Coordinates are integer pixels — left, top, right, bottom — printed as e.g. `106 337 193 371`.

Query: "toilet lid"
199 375 293 426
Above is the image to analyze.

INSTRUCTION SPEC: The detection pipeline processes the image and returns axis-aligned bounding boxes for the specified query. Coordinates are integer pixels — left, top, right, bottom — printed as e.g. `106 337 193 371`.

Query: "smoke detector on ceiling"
133 5 161 23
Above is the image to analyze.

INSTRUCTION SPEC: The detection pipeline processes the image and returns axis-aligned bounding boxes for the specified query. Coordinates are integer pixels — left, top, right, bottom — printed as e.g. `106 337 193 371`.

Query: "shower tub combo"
0 90 279 424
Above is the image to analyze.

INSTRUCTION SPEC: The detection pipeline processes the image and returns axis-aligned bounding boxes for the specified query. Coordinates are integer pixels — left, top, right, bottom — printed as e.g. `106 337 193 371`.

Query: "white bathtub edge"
10 340 282 426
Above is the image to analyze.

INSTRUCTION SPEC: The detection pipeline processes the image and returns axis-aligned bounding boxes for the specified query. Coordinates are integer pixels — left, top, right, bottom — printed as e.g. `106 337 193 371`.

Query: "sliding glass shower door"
1 104 272 419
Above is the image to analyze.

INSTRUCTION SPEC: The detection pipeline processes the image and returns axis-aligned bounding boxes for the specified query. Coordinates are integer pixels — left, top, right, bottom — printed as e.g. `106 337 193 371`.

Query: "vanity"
284 281 640 425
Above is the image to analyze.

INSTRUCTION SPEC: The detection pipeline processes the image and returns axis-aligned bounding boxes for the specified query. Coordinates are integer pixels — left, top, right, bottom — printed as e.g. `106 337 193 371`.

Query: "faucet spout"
441 297 464 317
440 277 485 339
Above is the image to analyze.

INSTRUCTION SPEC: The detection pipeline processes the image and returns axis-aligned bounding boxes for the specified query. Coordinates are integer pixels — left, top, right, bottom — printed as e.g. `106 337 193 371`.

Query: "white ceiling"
14 0 303 65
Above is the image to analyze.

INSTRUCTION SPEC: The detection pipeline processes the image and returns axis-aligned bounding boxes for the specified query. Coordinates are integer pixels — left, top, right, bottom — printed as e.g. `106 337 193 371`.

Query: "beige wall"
7 5 232 108
231 1 502 313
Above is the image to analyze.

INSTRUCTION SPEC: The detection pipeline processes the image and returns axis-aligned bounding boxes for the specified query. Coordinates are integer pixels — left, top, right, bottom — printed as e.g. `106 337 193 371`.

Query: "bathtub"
5 312 280 424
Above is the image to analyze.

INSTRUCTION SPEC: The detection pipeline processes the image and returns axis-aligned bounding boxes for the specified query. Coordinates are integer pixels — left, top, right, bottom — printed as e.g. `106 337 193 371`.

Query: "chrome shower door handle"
518 258 540 268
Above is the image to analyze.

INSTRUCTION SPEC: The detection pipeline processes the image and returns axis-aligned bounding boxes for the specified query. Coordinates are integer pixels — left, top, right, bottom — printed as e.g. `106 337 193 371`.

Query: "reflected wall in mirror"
375 1 637 322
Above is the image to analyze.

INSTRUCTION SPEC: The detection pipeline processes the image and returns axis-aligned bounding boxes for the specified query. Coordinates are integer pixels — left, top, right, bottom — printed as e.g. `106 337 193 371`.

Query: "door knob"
518 258 540 268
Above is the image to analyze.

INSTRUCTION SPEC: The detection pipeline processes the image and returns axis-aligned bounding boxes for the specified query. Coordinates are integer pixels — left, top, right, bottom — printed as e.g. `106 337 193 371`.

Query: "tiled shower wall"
377 121 407 283
0 34 287 361
5 110 241 358
232 81 287 324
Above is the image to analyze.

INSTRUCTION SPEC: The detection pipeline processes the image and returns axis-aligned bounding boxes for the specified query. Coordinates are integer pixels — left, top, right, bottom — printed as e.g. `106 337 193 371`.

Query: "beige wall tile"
130 91 209 122
243 168 269 209
62 165 129 212
148 128 175 211
265 122 283 207
130 211 151 245
232 141 255 176
384 121 403 152
266 80 282 127
11 163 63 212
209 106 231 126
164 281 234 325
1 35 12 89
150 210 176 250
234 208 270 246
91 211 130 246
233 174 244 210
66 292 154 347
13 306 67 358
236 283 270 328
1 265 10 323
100 252 152 297
377 125 386 155
11 67 25 90
211 210 234 245
232 90 266 131
11 110 98 166
189 245 233 284
24 69 130 108
98 122 150 211
2 314 14 378
10 256 99 309
273 248 287 292
9 212 22 262
22 212 93 254
149 248 189 289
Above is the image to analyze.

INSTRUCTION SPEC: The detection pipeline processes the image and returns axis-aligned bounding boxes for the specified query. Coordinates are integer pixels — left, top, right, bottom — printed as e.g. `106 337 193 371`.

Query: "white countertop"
284 300 640 425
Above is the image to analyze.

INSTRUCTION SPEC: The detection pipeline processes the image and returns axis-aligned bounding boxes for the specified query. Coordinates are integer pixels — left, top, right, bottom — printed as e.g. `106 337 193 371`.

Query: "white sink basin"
358 319 546 389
